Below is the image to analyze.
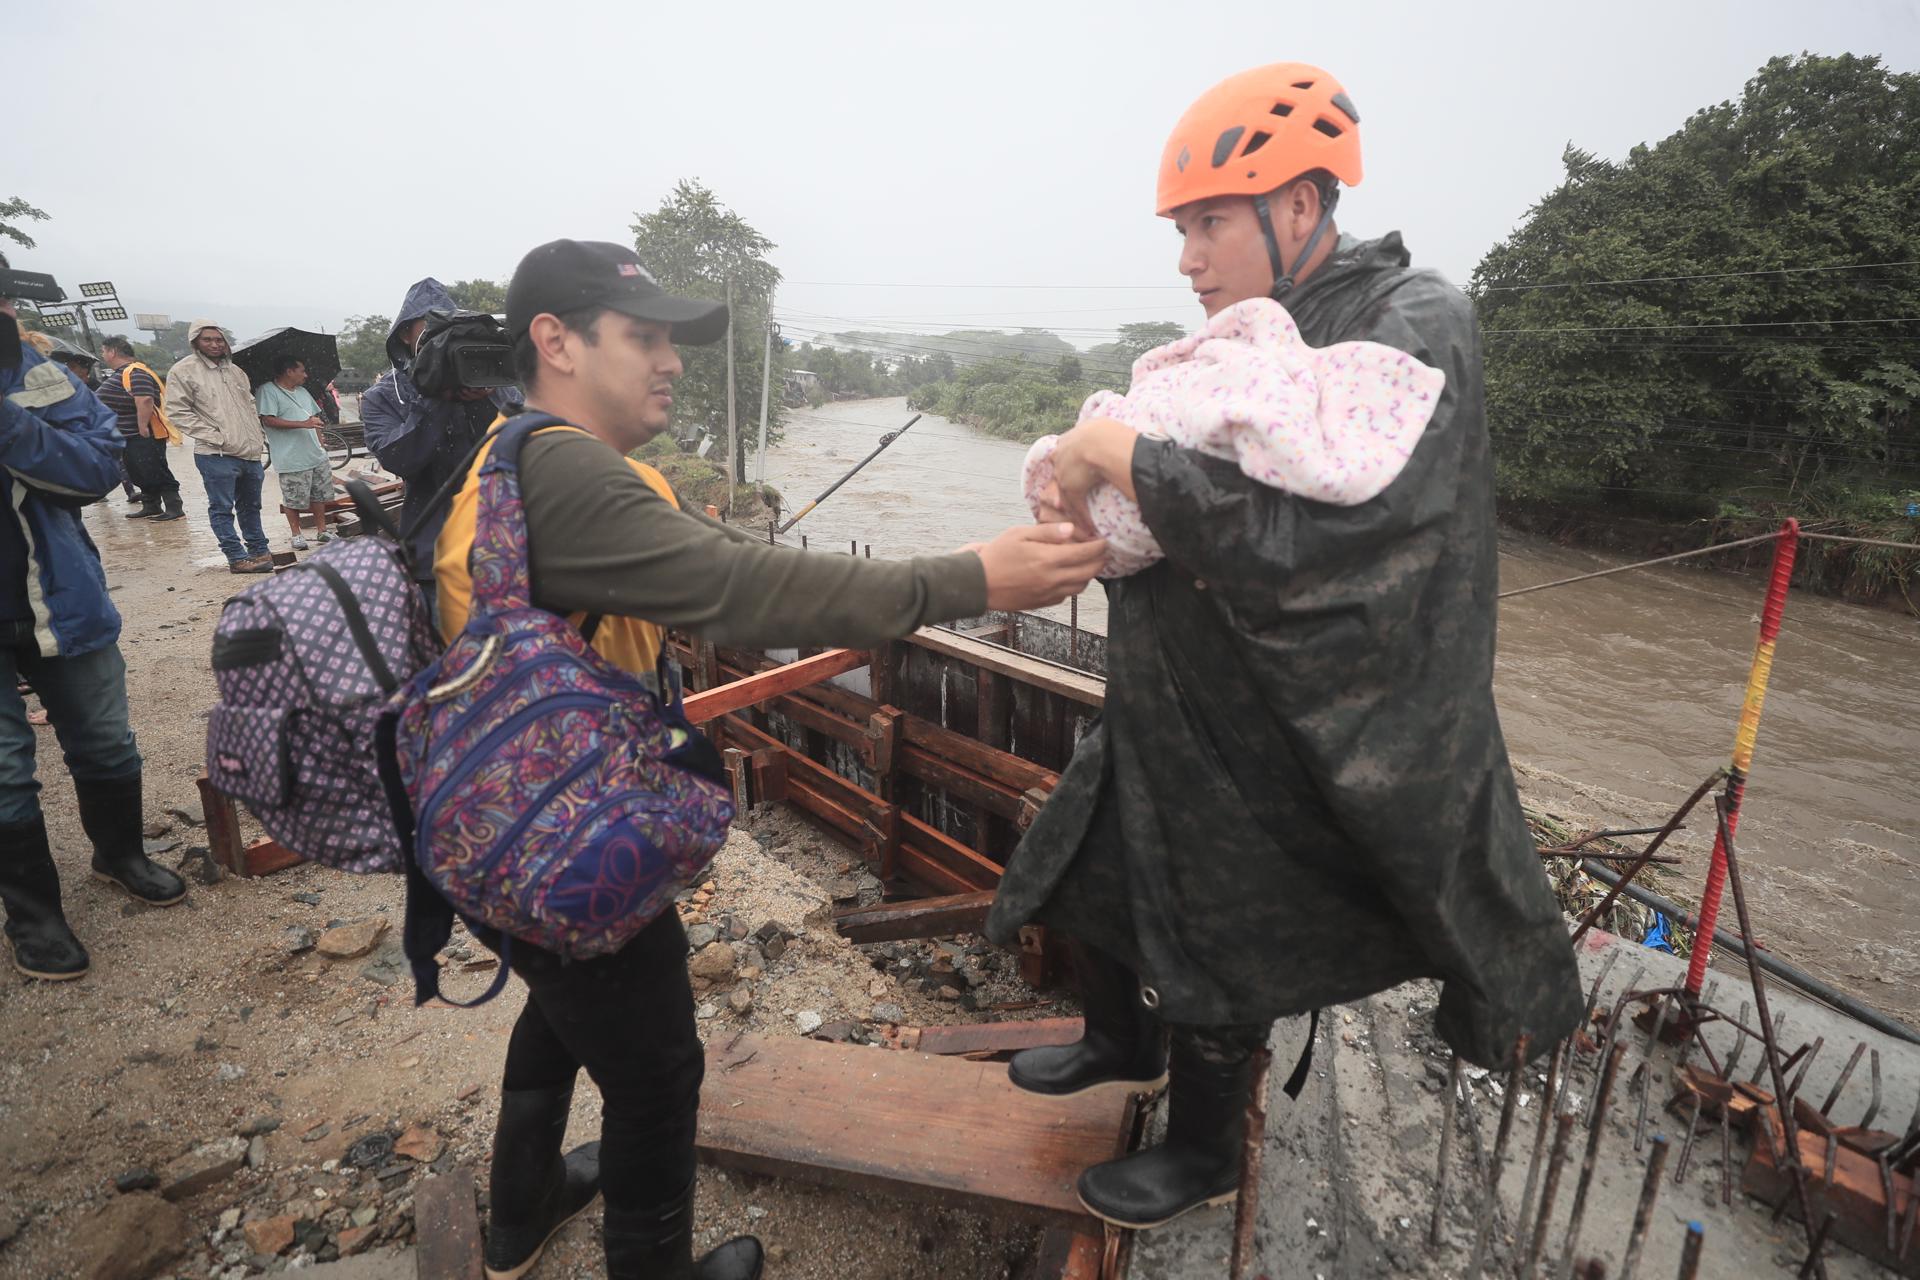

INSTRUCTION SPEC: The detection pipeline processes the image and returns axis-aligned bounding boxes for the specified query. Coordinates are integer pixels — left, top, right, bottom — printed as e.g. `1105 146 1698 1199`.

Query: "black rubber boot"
1076 1031 1255 1229
124 497 163 519
0 817 91 980
152 492 186 522
484 1085 603 1280
603 1181 763 1280
1009 941 1166 1099
74 774 187 907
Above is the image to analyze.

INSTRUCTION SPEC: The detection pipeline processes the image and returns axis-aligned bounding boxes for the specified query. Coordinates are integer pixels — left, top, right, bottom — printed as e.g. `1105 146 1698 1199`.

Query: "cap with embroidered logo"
505 239 729 346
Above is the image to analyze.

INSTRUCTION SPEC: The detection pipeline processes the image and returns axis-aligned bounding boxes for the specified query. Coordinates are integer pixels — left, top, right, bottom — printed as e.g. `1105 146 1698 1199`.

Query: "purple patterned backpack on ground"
206 533 440 874
384 413 733 1004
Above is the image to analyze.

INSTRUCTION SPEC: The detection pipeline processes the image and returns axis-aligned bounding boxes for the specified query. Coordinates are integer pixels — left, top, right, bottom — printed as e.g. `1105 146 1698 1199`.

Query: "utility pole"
755 317 777 485
724 278 737 519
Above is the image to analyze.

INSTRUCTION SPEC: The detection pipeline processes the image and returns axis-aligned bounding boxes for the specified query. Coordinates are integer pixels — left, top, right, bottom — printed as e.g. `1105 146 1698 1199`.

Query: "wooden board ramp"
696 1033 1135 1231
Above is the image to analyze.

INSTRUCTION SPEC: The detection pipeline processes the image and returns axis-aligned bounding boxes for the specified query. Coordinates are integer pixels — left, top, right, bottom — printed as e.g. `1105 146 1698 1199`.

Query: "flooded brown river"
764 398 1920 1027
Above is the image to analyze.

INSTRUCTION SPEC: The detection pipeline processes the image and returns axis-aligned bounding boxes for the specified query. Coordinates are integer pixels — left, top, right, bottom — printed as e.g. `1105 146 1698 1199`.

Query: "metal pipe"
1577 861 1920 1045
777 414 922 532
1618 1133 1671 1280
1559 1043 1628 1279
1525 1112 1577 1279
1675 1221 1705 1280
1431 1054 1462 1246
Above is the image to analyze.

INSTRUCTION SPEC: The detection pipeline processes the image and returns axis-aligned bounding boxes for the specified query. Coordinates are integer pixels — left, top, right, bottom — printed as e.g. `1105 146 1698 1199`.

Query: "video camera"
408 309 517 398
0 267 67 306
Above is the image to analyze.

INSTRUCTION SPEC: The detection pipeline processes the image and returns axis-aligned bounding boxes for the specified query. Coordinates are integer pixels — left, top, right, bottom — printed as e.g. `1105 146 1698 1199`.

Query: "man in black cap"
432 239 1107 1280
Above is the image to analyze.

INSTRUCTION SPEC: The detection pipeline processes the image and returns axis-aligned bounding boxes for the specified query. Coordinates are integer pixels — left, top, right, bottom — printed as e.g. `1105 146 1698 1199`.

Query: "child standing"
255 355 338 551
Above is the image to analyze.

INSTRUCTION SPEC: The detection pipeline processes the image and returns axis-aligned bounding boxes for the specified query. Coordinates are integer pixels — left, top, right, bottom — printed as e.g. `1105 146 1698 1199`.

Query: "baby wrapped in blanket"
1022 297 1446 577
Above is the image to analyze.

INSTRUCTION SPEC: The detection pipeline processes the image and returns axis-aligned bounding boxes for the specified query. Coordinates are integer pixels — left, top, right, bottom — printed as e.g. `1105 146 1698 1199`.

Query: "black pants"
481 909 705 1212
123 435 180 497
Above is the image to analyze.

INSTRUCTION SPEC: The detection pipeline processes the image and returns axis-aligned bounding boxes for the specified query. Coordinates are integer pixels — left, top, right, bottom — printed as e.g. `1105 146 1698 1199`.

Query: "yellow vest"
433 422 679 676
121 362 179 443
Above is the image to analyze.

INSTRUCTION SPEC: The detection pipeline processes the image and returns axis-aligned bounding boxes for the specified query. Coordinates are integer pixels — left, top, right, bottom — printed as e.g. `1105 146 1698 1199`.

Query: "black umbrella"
231 327 341 390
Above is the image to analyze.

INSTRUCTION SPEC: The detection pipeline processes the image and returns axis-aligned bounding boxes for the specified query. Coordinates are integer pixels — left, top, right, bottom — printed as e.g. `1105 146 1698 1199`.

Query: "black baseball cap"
506 240 729 346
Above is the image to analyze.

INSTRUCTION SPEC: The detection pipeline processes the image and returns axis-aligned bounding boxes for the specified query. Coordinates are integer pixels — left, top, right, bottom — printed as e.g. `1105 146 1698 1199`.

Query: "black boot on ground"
1008 941 1167 1099
603 1181 762 1280
152 492 185 522
484 1084 603 1280
1075 1033 1255 1229
74 774 186 906
0 817 91 980
124 497 163 519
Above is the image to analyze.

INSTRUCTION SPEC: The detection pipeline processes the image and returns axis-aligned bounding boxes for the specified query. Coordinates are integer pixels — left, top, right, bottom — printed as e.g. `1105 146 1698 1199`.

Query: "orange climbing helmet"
1156 62 1363 217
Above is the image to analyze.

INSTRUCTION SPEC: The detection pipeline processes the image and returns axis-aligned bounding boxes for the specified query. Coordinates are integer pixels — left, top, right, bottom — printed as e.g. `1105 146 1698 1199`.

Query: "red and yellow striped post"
1684 518 1800 997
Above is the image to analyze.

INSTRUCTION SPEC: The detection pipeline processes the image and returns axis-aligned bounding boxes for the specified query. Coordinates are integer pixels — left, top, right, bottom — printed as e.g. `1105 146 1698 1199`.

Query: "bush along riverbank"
632 435 781 523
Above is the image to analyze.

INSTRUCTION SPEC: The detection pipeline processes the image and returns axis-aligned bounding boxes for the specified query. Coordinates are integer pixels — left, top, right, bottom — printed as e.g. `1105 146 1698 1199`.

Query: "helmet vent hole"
1312 117 1343 139
1269 101 1294 118
1291 80 1315 89
1241 130 1272 157
1210 125 1246 168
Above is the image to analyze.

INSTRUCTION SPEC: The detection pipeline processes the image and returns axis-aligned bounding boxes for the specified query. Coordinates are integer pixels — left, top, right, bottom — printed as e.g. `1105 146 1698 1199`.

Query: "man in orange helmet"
987 64 1583 1231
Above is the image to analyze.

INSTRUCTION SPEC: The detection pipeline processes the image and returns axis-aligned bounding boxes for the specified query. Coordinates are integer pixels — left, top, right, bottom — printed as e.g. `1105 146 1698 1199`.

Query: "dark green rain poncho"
986 232 1583 1067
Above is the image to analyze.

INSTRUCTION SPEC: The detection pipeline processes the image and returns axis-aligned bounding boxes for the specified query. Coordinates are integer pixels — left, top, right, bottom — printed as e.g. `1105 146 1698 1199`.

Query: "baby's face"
1172 197 1275 317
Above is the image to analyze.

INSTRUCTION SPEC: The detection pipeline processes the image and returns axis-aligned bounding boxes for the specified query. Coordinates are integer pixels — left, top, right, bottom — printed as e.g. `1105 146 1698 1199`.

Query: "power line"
1476 259 1920 293
1483 315 1920 335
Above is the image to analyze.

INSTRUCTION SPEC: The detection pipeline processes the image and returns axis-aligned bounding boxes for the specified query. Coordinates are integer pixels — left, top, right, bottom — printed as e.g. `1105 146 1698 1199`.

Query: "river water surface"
763 398 1920 1026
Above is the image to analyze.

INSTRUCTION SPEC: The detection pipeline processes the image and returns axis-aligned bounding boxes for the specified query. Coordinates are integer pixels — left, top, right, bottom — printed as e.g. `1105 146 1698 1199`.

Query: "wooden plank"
894 844 985 897
696 1034 1131 1231
413 1169 483 1280
241 839 303 877
909 627 1104 709
908 1017 1085 1059
899 745 1026 820
834 890 997 944
684 648 869 725
902 813 1006 886
900 715 1058 795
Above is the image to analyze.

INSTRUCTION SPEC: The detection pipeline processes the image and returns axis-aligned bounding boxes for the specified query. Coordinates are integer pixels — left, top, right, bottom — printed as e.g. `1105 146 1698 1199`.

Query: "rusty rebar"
1820 1041 1866 1116
1617 1133 1671 1280
1724 999 1752 1077
1515 1044 1566 1268
1592 973 1647 1126
1821 1132 1837 1187
1675 1221 1705 1280
1570 771 1724 948
1636 997 1675 1152
1719 1102 1733 1205
1750 1012 1786 1085
1786 1036 1825 1102
1862 1047 1882 1131
1581 950 1622 1035
1468 1034 1533 1277
1716 796 1829 1280
1525 1112 1577 1279
1674 1096 1703 1185
1795 1211 1836 1278
1228 1045 1274 1280
1881 1151 1899 1255
1558 1042 1628 1279
1899 1176 1919 1260
1457 1067 1497 1273
1431 1053 1463 1247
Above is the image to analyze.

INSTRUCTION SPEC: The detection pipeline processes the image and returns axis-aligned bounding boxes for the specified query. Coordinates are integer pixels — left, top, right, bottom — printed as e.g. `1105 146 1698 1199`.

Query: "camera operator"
359 279 522 618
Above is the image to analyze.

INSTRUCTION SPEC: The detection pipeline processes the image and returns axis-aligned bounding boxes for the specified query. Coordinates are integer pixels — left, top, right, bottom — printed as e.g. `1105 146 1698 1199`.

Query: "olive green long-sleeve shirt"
517 429 986 648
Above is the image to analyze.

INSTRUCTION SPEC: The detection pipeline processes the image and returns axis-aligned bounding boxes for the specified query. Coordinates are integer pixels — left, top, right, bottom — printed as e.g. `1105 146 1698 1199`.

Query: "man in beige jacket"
164 320 271 573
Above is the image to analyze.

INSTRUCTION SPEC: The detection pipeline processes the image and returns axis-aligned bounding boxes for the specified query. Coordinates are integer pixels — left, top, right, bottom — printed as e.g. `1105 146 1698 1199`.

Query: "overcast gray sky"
12 0 1918 351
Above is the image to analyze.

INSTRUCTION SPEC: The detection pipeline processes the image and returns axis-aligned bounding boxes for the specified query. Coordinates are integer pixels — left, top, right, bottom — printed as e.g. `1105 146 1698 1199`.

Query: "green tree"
631 180 785 476
1472 53 1920 509
1055 353 1083 384
448 278 507 313
1114 321 1185 366
1 196 49 250
337 314 393 381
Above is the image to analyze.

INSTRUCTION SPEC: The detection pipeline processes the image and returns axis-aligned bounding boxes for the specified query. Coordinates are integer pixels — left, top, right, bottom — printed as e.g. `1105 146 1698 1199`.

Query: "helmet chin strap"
1253 188 1339 301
